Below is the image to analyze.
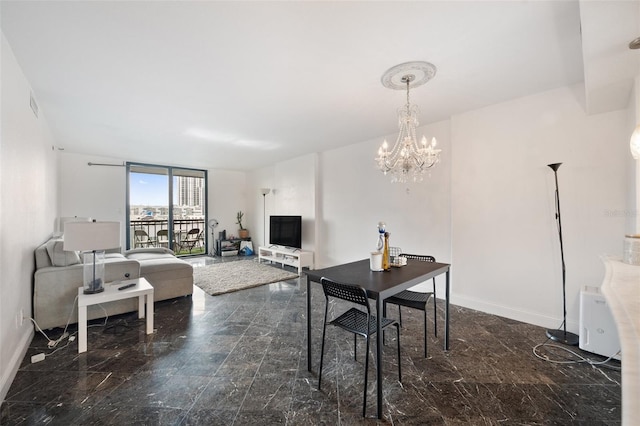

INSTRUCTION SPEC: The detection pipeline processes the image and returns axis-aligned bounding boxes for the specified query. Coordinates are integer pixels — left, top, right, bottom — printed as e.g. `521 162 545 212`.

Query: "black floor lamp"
260 188 270 246
546 163 579 346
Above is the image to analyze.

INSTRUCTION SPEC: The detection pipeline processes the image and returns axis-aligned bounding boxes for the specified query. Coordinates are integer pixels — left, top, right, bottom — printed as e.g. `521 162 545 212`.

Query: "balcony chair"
133 229 152 248
156 229 169 248
174 228 202 254
319 277 401 417
182 228 202 254
383 253 437 358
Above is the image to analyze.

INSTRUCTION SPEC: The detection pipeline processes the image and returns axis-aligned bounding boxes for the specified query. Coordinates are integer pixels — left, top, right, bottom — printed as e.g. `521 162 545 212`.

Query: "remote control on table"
118 283 136 291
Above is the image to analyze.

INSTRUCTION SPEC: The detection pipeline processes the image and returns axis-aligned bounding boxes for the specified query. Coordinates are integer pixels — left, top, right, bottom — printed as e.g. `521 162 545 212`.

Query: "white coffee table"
77 277 154 353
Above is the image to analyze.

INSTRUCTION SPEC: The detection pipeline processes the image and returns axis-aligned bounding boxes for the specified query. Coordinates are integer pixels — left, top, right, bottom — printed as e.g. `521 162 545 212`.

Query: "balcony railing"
130 219 206 256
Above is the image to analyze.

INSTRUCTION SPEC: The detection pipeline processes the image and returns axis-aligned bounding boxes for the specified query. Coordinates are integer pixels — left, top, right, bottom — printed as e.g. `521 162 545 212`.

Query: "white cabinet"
258 246 314 275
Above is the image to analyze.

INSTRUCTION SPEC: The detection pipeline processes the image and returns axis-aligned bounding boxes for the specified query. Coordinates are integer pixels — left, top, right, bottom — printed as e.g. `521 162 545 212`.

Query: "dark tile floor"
2 256 621 425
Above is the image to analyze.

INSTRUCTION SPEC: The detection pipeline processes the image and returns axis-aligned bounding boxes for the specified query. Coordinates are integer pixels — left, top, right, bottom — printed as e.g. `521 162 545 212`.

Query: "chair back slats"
320 278 369 308
387 252 438 357
318 277 402 417
399 253 435 263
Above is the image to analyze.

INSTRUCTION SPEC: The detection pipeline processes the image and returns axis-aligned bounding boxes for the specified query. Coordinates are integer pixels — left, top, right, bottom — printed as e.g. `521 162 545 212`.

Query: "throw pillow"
45 239 81 267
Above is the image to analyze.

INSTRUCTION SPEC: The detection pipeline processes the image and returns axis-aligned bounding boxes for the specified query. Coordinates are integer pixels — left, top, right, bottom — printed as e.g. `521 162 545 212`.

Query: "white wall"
58 153 126 221
248 167 275 248
319 119 452 277
0 32 58 401
57 153 245 254
451 85 629 332
207 169 246 251
248 154 317 251
274 155 317 251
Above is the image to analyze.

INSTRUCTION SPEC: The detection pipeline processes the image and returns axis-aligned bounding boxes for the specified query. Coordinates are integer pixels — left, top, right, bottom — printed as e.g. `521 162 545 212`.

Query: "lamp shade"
63 221 121 251
260 188 271 196
58 216 91 234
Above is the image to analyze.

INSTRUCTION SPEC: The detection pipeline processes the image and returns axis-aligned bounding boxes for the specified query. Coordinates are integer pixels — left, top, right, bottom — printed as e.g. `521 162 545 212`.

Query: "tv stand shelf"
258 246 314 275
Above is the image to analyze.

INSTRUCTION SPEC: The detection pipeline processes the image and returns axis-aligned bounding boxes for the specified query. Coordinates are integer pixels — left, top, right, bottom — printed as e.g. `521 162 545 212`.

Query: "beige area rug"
193 260 299 296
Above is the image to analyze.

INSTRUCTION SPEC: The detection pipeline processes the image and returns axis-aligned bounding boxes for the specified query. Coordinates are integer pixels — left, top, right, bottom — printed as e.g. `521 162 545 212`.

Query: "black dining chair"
319 277 401 417
383 253 437 358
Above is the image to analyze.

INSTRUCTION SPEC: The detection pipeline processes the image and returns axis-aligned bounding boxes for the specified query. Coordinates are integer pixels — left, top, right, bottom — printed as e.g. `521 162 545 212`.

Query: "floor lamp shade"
64 221 121 294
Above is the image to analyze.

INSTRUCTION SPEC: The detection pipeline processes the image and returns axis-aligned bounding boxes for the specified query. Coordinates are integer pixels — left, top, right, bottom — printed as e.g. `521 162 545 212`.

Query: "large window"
127 163 207 256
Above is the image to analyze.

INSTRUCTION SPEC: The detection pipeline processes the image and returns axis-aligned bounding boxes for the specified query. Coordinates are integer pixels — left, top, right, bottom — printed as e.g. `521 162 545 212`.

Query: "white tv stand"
258 245 314 275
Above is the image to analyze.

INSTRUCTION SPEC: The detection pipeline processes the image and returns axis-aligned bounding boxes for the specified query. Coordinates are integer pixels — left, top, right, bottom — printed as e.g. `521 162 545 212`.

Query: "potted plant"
236 211 249 239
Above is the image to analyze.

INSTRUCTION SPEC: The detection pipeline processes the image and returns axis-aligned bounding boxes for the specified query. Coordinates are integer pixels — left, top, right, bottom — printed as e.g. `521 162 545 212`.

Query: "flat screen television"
269 215 302 249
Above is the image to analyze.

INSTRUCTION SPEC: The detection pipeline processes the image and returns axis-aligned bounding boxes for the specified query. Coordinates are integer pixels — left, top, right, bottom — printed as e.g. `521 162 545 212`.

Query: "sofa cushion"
45 239 81 267
123 248 193 301
125 247 175 258
138 257 192 275
136 257 193 301
35 241 53 269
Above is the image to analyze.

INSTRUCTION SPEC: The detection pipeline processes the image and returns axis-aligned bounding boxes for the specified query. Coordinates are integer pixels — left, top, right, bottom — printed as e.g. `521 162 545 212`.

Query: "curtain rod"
87 162 125 167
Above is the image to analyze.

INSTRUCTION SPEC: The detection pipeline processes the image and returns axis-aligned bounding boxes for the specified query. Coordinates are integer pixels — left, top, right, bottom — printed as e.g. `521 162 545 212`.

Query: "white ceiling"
1 1 638 171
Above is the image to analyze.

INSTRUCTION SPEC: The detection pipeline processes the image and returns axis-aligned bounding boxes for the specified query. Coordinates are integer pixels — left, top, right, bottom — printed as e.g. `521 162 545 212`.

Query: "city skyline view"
130 173 204 208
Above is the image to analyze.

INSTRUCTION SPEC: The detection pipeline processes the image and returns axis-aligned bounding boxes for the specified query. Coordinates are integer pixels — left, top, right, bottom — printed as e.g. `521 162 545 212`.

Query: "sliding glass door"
127 163 207 256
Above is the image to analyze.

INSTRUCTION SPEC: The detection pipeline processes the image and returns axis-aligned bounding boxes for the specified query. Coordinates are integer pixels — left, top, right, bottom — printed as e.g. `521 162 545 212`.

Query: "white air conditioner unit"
579 286 621 360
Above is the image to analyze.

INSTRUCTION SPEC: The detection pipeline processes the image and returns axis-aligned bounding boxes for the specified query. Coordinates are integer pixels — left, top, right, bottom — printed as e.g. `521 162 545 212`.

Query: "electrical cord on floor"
28 296 110 360
532 323 621 371
28 295 79 349
533 340 621 370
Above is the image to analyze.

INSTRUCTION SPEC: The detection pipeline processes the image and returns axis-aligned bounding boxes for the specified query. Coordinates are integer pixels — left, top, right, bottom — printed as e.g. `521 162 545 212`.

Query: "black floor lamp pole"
263 194 267 245
260 188 270 246
546 163 579 346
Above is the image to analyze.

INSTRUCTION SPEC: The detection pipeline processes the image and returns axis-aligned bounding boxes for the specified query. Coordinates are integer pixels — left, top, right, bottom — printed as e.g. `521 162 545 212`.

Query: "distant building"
176 176 203 209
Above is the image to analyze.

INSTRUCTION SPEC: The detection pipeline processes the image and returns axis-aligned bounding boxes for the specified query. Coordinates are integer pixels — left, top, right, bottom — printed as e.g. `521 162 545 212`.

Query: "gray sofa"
34 238 193 330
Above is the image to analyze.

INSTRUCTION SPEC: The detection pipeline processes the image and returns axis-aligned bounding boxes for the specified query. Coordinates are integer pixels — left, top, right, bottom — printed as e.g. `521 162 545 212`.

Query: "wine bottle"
383 231 390 271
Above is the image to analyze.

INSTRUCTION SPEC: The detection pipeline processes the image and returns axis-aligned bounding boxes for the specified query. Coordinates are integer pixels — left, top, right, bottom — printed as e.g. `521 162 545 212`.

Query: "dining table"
304 258 451 419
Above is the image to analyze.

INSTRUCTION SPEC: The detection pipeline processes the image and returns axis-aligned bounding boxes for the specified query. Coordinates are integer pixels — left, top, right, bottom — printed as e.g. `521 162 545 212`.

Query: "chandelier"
375 61 441 183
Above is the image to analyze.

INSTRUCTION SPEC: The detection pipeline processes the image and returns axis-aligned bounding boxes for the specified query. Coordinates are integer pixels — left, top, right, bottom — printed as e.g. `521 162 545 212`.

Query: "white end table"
77 278 154 353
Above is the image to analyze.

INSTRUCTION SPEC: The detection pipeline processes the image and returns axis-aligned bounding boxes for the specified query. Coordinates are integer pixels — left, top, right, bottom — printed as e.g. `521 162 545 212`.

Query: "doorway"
126 163 207 256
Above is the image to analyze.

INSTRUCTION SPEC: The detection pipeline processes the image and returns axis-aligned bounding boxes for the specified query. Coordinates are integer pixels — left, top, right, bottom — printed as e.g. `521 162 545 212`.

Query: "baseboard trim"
448 294 579 334
0 327 34 403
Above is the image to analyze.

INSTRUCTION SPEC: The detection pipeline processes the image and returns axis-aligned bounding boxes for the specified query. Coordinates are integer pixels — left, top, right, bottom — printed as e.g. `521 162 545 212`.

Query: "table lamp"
56 216 91 237
64 220 121 294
